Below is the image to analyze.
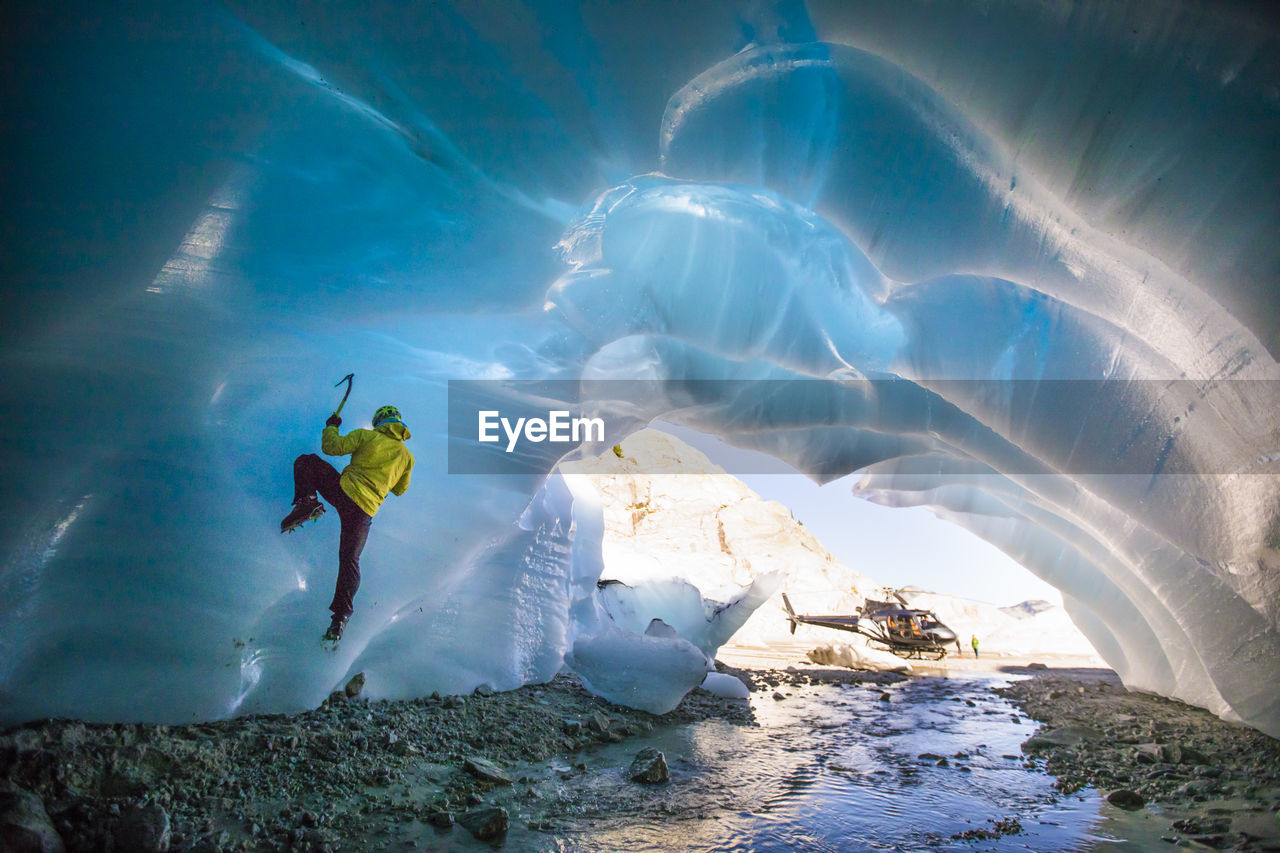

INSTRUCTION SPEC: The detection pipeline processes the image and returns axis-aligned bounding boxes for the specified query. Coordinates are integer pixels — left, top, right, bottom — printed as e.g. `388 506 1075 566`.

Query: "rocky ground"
3 662 1276 852
0 664 902 853
998 665 1280 851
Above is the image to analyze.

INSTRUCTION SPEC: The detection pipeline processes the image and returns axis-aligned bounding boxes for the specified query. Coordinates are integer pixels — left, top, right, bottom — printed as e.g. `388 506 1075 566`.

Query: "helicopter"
781 589 959 660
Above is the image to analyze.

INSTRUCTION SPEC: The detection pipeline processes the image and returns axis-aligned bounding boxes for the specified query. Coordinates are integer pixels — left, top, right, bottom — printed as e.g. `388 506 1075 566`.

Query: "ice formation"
1 1 1277 734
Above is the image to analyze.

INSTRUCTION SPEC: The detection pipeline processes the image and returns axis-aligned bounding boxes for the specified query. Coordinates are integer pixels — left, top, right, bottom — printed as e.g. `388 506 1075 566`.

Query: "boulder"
1106 789 1146 811
806 642 911 673
585 710 611 735
463 757 512 785
457 806 508 841
1021 725 1103 751
1161 743 1207 765
343 672 365 698
628 748 669 784
0 786 64 853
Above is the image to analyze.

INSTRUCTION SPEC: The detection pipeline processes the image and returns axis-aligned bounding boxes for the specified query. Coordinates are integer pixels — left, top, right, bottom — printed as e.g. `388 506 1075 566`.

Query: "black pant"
293 454 373 620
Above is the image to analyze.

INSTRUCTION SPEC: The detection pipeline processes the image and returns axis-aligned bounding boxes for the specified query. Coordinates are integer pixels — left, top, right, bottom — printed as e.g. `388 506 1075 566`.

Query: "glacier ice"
592 574 783 662
565 626 709 716
1 1 1277 735
700 672 751 701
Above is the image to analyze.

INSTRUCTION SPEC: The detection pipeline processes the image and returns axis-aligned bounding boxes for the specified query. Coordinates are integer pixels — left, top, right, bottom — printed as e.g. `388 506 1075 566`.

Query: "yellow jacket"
321 422 414 517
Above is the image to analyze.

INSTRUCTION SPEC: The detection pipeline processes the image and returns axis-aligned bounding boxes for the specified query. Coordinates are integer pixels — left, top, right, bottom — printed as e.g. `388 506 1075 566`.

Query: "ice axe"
333 373 354 418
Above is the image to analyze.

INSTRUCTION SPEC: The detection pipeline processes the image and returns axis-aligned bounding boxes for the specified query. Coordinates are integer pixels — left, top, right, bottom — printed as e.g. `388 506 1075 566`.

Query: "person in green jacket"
281 404 414 642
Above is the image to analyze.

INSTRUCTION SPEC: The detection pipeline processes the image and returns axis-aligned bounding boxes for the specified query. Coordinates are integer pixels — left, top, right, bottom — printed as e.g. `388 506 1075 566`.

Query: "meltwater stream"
453 673 1158 852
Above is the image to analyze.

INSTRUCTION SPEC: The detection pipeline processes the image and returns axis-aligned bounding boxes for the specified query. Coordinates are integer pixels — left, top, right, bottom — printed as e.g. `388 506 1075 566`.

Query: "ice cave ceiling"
0 1 1277 735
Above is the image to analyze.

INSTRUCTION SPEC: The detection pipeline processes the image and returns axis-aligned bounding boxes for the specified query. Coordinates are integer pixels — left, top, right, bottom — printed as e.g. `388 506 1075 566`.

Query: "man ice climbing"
280 404 414 643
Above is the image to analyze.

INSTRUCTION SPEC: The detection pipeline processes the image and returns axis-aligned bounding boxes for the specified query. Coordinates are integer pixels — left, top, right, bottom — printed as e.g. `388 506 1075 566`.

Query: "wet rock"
1050 725 1103 745
1055 776 1085 794
878 692 891 703
114 802 171 852
1161 743 1207 765
561 719 582 737
473 683 494 697
426 810 454 829
463 757 512 785
628 748 669 784
951 817 1023 841
1106 789 1146 810
1144 763 1183 780
1186 834 1229 849
585 710 610 734
1175 779 1219 800
457 806 508 841
343 672 365 698
1021 725 1102 751
1171 815 1231 835
1134 743 1162 763
0 786 64 853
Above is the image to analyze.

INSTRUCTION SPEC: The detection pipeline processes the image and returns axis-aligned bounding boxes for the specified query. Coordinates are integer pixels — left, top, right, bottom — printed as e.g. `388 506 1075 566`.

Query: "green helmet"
373 405 402 426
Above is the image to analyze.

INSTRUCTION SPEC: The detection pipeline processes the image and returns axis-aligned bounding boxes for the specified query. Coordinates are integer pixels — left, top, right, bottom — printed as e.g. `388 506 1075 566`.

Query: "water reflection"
514 674 1114 851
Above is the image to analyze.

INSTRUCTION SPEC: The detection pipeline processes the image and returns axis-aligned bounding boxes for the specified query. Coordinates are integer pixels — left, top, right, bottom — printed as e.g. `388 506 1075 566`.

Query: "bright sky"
655 424 1064 608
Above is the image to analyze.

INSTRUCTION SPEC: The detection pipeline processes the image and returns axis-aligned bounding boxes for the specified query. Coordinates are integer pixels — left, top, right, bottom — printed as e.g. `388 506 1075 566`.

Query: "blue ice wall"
1 1 1277 734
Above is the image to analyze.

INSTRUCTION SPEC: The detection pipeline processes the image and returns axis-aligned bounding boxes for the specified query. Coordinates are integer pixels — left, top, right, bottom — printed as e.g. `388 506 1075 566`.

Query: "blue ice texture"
1 0 1278 735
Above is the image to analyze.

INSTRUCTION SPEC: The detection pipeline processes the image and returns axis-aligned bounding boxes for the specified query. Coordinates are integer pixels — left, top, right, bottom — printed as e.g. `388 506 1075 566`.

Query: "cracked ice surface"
1 1 1277 734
